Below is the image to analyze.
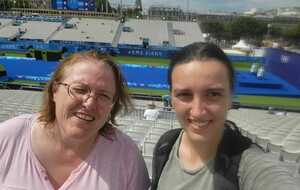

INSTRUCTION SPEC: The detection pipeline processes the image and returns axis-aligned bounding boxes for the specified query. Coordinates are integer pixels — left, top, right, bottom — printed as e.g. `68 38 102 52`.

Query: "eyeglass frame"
57 82 115 107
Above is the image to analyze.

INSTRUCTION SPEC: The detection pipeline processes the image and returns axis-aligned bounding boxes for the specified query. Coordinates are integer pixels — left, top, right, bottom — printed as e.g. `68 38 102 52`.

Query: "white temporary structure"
232 39 253 51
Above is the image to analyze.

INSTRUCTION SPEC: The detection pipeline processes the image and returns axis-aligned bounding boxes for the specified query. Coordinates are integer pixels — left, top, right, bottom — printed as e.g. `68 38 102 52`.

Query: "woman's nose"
190 97 207 117
83 94 98 106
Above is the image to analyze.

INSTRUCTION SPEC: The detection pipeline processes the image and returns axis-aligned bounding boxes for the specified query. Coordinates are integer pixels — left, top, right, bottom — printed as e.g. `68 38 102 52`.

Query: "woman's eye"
207 91 221 98
97 93 112 101
175 92 192 101
73 87 88 94
176 92 190 97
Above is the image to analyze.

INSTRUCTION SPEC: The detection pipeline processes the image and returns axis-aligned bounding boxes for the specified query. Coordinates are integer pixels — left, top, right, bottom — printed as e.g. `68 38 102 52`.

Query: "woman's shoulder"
0 114 36 140
97 128 143 163
239 145 279 172
239 146 299 190
0 114 36 158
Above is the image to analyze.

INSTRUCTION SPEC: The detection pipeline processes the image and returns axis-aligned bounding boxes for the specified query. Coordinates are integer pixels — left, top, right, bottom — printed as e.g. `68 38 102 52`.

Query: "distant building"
276 7 300 17
243 8 264 16
148 6 184 19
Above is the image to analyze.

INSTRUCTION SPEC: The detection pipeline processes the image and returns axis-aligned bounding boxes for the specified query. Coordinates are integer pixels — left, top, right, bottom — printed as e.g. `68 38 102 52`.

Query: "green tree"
201 21 226 42
285 24 300 40
282 24 300 46
13 0 31 8
0 0 13 10
269 25 283 39
230 17 267 44
95 0 113 13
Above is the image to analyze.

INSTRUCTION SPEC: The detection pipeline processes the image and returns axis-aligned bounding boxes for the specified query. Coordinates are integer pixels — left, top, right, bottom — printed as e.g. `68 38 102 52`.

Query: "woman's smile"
73 111 95 122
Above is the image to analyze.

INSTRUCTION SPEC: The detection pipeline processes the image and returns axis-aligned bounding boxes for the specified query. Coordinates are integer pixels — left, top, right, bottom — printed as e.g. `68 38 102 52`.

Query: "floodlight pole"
186 0 189 21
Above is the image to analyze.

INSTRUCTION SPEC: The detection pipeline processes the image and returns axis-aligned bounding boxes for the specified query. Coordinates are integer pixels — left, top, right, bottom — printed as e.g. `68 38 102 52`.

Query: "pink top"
0 114 150 190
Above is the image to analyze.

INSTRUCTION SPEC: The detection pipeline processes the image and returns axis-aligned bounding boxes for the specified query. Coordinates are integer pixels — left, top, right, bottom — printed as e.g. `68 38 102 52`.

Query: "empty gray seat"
143 155 153 179
281 123 300 162
143 141 156 156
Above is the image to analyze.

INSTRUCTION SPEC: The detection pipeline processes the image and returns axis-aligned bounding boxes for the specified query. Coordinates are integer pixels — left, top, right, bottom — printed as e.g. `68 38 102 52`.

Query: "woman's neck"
38 122 98 162
178 131 220 170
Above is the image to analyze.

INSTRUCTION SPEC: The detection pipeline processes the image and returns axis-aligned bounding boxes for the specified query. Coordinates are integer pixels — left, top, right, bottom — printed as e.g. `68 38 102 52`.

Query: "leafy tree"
230 17 267 44
0 0 13 10
282 24 300 46
12 0 31 8
269 25 283 39
201 21 226 42
95 0 113 13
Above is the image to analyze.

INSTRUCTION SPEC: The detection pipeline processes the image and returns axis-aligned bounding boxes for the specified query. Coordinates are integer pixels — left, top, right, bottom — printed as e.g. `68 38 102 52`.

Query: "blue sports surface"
1 57 299 97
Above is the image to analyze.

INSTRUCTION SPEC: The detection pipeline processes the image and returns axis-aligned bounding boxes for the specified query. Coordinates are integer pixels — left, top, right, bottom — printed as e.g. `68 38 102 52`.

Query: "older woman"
151 43 298 190
0 51 150 190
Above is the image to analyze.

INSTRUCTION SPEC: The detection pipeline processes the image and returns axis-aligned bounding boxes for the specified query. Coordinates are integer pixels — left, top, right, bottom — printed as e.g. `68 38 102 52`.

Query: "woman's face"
53 60 116 140
171 59 232 145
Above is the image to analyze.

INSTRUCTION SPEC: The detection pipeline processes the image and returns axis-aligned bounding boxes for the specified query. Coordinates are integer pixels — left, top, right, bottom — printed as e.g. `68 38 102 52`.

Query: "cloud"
137 0 300 12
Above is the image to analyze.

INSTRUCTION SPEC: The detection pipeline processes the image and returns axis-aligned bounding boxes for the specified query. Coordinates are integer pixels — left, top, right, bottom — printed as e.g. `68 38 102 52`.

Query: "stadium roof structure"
0 15 205 48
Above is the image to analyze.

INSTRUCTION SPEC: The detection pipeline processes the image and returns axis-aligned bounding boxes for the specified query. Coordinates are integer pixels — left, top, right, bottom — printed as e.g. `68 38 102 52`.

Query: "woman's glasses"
58 82 114 107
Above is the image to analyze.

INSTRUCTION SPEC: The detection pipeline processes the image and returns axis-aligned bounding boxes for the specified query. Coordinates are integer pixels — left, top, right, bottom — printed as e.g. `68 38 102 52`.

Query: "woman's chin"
184 121 214 142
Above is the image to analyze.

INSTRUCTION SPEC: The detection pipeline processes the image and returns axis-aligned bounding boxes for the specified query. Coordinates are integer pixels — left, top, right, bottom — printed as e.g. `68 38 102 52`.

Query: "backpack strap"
213 120 252 190
151 120 252 190
151 128 182 190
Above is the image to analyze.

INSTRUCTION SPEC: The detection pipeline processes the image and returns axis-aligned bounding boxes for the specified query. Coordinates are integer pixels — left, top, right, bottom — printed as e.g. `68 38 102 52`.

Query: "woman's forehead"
63 61 115 88
171 60 231 90
173 59 229 76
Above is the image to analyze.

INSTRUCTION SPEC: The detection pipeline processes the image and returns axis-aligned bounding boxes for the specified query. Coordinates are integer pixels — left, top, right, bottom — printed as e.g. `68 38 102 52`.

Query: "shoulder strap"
214 120 252 190
151 128 182 190
151 120 252 190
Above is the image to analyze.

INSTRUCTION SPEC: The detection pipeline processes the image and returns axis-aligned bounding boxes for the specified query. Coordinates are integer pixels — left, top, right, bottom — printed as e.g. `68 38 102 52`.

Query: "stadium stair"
44 22 65 43
111 22 123 47
167 22 176 47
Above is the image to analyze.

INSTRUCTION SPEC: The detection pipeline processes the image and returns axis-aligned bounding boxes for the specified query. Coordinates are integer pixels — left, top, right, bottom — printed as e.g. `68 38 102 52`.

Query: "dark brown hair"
168 42 235 92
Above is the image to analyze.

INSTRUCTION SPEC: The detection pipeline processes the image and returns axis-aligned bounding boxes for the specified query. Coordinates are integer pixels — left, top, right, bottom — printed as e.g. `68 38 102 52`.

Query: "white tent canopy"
232 39 253 51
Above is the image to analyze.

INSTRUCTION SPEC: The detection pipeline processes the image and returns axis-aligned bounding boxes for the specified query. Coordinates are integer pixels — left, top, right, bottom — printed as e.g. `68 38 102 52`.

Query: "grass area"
114 56 169 66
4 80 45 86
4 52 29 57
129 87 169 96
0 54 251 71
0 55 299 110
233 62 252 71
238 95 300 110
129 88 300 110
114 56 252 71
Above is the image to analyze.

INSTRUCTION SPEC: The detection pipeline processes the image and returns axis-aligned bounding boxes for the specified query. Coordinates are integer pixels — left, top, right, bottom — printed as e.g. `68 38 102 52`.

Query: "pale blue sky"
113 0 300 13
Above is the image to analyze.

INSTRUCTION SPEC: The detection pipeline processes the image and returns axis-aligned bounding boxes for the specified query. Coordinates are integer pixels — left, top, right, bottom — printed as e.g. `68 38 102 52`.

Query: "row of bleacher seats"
0 89 299 182
228 109 300 164
0 89 42 122
0 17 204 48
117 107 300 180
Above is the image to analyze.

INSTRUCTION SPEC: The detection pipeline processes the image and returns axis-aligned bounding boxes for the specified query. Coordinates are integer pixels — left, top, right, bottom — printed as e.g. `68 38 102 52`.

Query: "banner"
265 48 300 90
52 0 95 11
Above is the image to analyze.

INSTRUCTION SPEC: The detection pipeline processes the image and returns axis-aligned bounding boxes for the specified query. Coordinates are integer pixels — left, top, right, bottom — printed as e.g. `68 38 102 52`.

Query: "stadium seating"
281 122 300 162
0 89 42 121
0 89 300 180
